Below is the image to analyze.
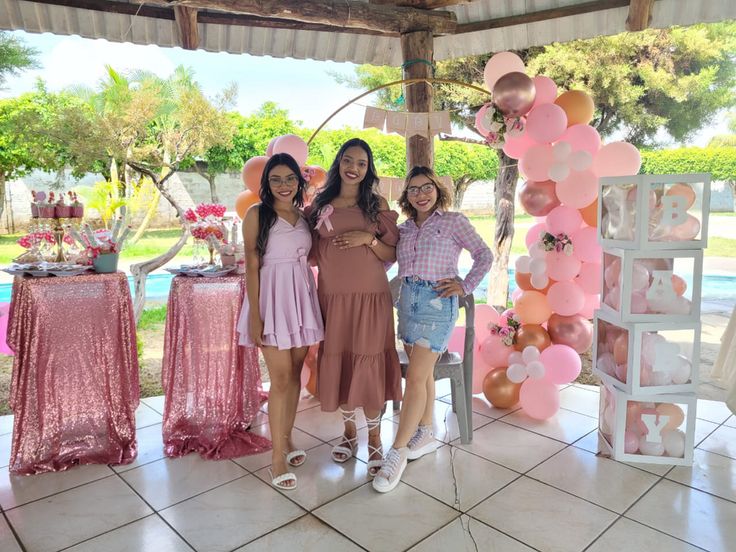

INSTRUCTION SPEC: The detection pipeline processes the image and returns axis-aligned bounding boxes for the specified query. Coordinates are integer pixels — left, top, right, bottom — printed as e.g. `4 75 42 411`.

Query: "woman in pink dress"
306 138 402 477
238 153 324 490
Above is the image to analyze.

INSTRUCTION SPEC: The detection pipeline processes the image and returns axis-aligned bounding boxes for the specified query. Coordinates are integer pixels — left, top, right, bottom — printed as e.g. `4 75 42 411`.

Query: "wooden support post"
626 0 655 32
174 6 199 49
401 30 434 170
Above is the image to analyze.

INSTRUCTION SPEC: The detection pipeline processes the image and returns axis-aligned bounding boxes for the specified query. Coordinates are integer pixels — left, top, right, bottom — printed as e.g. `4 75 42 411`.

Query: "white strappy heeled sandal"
286 449 307 467
365 412 383 478
331 409 358 463
268 468 297 491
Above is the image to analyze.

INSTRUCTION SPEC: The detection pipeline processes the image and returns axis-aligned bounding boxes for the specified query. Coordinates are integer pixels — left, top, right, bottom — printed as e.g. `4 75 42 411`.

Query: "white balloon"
641 333 665 365
506 363 528 383
548 162 570 183
552 141 572 161
639 435 665 456
522 346 540 363
672 355 692 384
529 258 547 275
515 255 532 273
529 242 547 259
662 429 686 458
526 360 546 379
508 351 523 365
596 352 616 376
530 272 549 289
569 150 593 171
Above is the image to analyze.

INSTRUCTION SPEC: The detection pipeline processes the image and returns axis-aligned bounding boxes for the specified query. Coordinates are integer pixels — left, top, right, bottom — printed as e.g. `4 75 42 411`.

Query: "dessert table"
7 272 139 474
162 274 270 459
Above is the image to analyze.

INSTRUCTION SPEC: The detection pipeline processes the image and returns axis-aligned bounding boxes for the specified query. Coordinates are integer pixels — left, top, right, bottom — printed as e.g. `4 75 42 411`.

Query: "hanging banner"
429 111 452 135
406 113 429 138
385 111 408 135
363 106 386 130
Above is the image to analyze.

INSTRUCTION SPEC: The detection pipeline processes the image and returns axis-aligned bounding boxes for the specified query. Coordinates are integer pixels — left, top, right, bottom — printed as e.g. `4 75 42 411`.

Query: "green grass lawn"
2 213 736 265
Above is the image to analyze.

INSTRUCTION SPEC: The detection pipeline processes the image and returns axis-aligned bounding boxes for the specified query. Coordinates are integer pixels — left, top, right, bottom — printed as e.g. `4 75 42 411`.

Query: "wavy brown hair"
398 166 452 220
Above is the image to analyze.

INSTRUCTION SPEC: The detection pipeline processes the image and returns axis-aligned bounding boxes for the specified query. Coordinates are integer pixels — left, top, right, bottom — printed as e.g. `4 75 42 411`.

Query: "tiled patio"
0 382 734 552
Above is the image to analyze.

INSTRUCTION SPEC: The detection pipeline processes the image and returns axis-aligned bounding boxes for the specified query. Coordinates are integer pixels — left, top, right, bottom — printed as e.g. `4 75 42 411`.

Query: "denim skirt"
396 277 459 353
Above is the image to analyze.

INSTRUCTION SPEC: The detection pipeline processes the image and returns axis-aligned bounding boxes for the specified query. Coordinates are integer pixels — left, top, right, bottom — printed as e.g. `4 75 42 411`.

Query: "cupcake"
55 195 72 218
70 191 84 218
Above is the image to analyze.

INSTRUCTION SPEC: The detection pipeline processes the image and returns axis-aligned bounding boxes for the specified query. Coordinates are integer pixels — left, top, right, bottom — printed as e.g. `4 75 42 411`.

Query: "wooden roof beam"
626 0 655 32
174 6 199 49
149 0 457 34
369 0 475 9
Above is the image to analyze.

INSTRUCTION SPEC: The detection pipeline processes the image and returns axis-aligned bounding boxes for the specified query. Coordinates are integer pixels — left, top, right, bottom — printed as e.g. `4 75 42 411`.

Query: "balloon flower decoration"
234 134 327 219
471 51 642 420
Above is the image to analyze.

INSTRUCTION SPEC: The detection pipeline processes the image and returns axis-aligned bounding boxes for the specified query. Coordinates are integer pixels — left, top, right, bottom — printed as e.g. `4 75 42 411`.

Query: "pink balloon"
519 379 560 420
531 75 558 107
571 226 601 264
520 145 554 182
273 134 309 167
578 293 600 319
525 103 568 144
519 180 560 217
474 104 492 137
447 326 466 355
472 356 489 394
475 305 502 335
555 170 599 209
592 142 641 177
502 130 537 160
546 205 583 236
541 343 582 384
668 214 701 241
480 335 513 368
265 136 279 157
484 52 525 90
604 257 621 290
558 125 601 156
525 222 547 249
548 281 586 316
511 288 523 302
631 292 648 314
624 430 640 454
546 251 582 282
575 263 602 294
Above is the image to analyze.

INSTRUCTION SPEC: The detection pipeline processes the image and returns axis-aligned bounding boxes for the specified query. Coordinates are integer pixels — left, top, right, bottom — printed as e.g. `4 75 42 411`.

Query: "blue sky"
2 30 729 145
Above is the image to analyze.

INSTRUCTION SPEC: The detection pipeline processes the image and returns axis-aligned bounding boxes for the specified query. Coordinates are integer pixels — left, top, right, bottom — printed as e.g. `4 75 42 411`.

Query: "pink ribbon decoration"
315 204 334 233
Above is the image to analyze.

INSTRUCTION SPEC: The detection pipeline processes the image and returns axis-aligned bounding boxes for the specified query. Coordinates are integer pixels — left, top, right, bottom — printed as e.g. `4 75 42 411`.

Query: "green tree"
0 31 38 88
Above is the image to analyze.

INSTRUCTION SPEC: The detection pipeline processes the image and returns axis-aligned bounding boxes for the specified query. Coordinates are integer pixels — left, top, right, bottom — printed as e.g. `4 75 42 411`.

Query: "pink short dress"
237 216 324 350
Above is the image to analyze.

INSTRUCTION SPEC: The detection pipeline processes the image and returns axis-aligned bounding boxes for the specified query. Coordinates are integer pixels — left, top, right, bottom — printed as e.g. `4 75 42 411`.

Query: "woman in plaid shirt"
373 166 492 493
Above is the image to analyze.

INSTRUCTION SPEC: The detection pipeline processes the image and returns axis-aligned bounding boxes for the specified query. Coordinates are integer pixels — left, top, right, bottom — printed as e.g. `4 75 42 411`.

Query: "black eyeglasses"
406 183 436 196
268 175 298 188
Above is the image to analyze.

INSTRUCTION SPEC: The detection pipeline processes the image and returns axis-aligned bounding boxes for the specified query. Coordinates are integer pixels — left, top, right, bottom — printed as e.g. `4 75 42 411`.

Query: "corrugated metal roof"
1 0 734 65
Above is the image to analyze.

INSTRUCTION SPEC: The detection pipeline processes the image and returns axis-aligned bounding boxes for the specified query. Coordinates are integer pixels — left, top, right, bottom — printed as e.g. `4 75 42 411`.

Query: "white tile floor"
0 386 734 552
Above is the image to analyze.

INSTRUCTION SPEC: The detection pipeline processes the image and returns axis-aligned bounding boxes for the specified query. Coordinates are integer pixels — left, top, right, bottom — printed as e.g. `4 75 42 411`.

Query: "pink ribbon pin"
315 204 334 233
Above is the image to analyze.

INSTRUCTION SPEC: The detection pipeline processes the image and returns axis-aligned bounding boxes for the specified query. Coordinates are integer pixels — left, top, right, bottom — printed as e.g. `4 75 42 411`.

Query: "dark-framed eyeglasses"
406 183 436 196
268 175 299 188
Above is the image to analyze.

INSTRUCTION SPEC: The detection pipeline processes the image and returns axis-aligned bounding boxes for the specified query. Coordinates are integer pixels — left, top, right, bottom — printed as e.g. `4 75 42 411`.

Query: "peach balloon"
514 324 552 352
671 274 687 296
579 200 598 227
554 90 595 126
482 368 522 409
241 156 269 194
613 333 629 364
514 290 552 325
309 166 327 188
515 271 534 291
235 190 259 219
665 183 696 209
656 403 685 431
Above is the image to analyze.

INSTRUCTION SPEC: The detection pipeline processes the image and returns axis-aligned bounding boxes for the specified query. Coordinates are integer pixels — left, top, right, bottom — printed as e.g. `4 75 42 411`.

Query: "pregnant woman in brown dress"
307 138 402 476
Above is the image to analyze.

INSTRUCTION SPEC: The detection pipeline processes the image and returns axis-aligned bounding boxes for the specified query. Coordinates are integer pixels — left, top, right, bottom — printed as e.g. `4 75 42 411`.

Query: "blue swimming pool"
2 268 735 304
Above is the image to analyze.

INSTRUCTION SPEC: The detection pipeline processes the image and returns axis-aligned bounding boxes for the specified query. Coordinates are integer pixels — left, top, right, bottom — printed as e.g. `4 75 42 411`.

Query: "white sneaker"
407 425 438 460
372 447 408 493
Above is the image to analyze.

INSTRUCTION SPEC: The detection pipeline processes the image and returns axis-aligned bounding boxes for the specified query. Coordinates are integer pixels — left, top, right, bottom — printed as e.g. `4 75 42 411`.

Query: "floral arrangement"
185 203 227 241
489 311 521 347
479 104 525 149
65 220 131 263
540 231 574 256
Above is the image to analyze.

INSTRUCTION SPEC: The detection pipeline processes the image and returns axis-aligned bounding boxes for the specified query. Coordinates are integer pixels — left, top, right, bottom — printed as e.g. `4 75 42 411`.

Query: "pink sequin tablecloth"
162 275 270 460
7 272 139 475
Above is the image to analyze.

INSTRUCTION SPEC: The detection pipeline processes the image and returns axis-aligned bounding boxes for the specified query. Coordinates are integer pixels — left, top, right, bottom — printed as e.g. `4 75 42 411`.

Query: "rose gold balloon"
514 324 552 352
515 271 534 291
547 314 594 354
519 180 560 217
671 274 687 296
613 333 629 364
492 72 536 118
666 183 696 209
483 368 522 409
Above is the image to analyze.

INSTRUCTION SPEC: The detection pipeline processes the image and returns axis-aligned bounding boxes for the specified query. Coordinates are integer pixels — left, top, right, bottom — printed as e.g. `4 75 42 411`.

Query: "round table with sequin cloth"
7 272 139 474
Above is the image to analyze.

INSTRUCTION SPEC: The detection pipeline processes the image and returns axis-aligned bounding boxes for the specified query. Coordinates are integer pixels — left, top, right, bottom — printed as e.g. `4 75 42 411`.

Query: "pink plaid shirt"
397 210 493 295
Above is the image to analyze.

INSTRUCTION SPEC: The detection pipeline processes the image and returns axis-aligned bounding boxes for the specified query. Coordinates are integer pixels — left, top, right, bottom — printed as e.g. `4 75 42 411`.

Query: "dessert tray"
3 263 92 278
165 265 236 278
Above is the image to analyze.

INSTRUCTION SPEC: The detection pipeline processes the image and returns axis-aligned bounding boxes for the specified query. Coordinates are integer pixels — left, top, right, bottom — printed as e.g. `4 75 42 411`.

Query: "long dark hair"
256 153 306 258
309 138 381 227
